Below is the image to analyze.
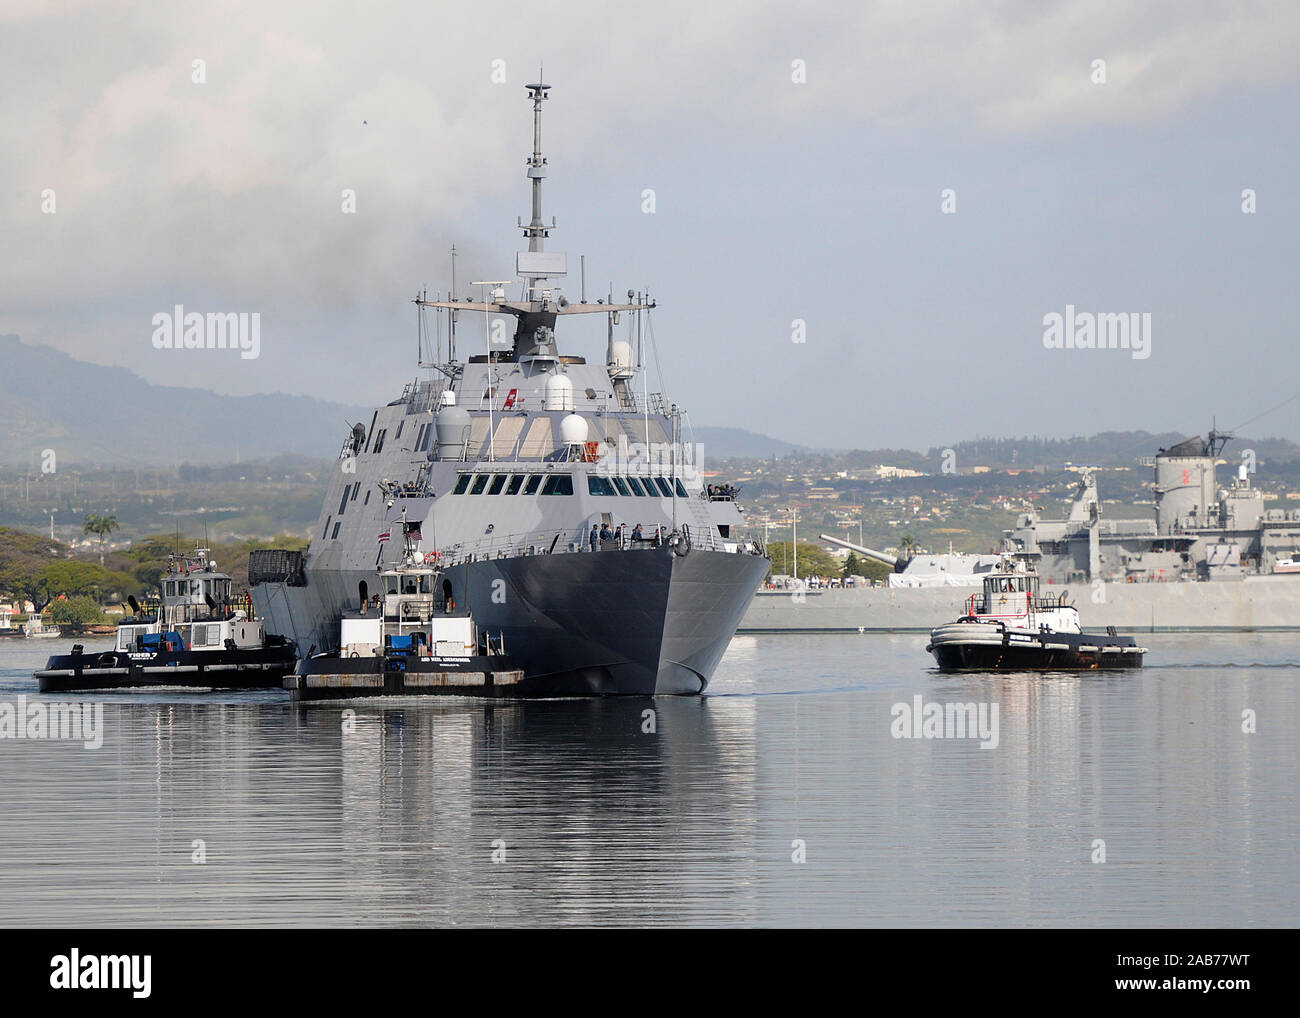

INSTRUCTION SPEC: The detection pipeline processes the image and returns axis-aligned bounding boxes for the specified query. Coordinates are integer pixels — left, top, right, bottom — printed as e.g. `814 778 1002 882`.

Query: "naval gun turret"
820 534 1004 586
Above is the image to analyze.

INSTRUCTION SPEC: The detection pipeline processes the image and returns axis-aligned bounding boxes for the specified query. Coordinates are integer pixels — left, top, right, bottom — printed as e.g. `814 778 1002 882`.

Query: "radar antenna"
523 72 551 255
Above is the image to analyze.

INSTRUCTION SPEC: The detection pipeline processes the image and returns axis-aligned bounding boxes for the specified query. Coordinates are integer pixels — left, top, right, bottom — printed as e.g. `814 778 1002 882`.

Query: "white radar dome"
544 373 574 411
559 413 589 446
608 340 634 379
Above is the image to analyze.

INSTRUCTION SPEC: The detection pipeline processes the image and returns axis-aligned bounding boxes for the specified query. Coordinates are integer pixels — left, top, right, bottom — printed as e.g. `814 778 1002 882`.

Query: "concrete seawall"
738 576 1300 633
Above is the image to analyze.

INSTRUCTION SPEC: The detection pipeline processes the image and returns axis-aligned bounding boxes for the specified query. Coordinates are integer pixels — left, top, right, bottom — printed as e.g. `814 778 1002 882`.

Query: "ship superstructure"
251 81 769 694
1003 429 1300 583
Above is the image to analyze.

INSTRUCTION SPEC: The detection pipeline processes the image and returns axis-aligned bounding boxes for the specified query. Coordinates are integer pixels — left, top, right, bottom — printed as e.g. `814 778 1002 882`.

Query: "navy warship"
250 81 769 694
743 428 1300 632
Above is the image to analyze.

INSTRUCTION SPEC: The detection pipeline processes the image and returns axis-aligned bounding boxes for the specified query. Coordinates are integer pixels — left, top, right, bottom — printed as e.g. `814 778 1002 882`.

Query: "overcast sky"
3 0 1299 449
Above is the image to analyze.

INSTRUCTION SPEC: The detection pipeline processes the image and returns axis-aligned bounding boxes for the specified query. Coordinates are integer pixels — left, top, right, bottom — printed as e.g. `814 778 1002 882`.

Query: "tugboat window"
506 474 524 495
453 475 471 495
523 475 542 495
488 474 507 495
470 475 489 495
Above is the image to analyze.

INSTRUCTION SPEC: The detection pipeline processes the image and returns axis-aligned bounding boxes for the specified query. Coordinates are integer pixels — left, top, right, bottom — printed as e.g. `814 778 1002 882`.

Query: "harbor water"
1 632 1297 927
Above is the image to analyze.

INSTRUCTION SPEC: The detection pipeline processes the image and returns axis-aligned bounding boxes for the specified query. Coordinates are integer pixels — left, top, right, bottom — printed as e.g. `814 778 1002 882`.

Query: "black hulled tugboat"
927 559 1146 671
36 546 296 693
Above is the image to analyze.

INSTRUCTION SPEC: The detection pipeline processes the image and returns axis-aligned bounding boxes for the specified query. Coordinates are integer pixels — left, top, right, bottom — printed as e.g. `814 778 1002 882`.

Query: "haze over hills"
4 335 1299 471
0 335 369 467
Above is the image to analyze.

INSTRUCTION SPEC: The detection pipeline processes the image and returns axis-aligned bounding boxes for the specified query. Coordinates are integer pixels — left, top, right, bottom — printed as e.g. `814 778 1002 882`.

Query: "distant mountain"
0 335 369 467
691 426 806 459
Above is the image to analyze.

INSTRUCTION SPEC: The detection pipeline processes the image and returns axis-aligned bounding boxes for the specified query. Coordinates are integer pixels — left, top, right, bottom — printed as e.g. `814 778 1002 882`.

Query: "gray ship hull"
255 547 767 695
739 576 1300 633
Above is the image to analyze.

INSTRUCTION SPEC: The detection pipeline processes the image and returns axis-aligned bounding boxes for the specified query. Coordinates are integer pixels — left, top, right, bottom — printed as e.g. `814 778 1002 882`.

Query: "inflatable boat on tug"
927 559 1146 671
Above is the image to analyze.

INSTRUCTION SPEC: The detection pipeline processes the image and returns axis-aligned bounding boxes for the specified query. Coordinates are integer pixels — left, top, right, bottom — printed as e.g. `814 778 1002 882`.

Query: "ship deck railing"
435 523 764 567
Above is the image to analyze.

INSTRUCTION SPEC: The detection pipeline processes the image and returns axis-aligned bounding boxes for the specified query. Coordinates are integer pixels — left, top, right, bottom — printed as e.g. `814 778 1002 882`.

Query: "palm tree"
899 534 919 561
83 513 119 567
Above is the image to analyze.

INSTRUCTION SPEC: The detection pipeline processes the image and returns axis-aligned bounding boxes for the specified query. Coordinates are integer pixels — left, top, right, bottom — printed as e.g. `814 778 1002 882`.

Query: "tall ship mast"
250 81 769 694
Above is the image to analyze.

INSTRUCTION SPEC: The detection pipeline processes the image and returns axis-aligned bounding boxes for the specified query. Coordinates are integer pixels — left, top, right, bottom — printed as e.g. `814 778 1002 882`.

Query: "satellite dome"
544 373 574 411
608 340 634 379
559 413 589 446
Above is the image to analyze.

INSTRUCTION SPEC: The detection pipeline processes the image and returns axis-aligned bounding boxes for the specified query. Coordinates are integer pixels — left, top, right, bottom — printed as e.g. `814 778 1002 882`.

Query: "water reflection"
0 633 1296 926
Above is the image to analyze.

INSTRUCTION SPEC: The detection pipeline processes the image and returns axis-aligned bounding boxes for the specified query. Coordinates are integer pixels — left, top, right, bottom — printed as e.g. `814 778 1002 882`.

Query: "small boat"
287 531 522 701
23 615 62 639
927 559 1146 671
0 607 24 638
1272 556 1300 575
36 546 296 692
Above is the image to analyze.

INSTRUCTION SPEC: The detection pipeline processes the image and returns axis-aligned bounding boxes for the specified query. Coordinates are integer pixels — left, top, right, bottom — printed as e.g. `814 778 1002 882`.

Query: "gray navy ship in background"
745 429 1300 632
251 81 769 694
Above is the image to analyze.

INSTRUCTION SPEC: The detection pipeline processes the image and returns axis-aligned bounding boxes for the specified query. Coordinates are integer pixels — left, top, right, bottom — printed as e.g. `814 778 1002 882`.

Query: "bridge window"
322 516 332 540
626 476 646 496
332 522 341 540
523 475 542 495
674 478 689 498
372 429 388 454
587 475 616 496
653 477 673 497
488 474 507 495
350 482 360 501
453 475 471 495
338 486 350 515
541 474 574 495
611 476 631 496
470 475 488 495
506 474 524 495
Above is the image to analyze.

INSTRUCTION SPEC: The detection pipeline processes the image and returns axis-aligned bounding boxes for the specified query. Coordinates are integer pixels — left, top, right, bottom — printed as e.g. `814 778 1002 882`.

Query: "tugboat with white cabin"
287 518 522 701
36 546 296 692
926 559 1146 671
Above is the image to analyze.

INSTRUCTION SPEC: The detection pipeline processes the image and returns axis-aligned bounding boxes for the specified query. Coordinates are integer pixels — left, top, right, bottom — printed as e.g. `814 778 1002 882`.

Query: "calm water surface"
1 633 1297 927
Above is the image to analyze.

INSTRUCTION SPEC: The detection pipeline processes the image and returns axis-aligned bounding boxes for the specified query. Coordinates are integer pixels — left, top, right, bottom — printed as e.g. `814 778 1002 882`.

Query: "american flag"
377 528 391 543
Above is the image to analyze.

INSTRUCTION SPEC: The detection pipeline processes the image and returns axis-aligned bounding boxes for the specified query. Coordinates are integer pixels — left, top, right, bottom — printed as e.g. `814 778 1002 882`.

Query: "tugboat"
286 516 522 701
35 546 296 692
926 559 1146 671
